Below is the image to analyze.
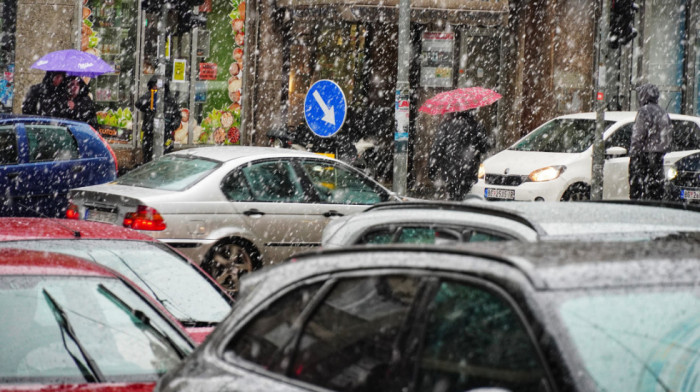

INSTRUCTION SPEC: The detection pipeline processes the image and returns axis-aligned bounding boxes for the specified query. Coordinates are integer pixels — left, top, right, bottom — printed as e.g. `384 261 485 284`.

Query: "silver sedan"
68 146 399 292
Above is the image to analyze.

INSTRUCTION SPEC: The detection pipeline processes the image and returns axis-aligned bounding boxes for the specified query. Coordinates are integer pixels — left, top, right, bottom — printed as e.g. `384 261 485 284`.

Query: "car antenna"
14 200 82 238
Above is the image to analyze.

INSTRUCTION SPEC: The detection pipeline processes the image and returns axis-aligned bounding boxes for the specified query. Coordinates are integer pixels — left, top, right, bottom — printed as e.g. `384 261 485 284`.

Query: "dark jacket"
21 71 67 117
429 110 489 183
135 76 180 160
630 83 672 154
62 77 98 129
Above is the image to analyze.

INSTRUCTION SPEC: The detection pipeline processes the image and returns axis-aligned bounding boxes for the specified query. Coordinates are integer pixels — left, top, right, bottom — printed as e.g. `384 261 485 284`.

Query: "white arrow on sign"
313 90 336 126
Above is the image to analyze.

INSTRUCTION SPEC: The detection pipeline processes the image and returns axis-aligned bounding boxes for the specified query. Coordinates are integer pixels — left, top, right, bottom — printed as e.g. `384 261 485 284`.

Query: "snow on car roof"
171 146 330 163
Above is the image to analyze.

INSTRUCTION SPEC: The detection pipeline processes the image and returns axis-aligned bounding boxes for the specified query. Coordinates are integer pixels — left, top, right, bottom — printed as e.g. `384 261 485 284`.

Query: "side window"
397 227 461 245
221 171 254 201
241 161 306 202
300 160 388 204
671 121 700 151
225 283 322 373
605 124 632 151
360 227 396 244
0 126 18 165
416 280 546 392
465 230 511 242
25 125 79 162
290 276 422 392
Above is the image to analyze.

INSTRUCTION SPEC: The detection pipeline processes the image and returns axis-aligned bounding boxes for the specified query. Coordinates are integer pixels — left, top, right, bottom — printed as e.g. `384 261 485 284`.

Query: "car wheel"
561 183 591 201
202 241 259 294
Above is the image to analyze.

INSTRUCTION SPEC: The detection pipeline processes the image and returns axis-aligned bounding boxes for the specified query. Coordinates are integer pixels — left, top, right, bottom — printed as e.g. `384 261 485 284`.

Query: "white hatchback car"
469 111 700 201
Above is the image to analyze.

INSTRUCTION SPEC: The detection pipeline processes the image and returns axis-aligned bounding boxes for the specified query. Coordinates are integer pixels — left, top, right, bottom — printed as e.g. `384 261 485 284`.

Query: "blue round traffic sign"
304 80 347 137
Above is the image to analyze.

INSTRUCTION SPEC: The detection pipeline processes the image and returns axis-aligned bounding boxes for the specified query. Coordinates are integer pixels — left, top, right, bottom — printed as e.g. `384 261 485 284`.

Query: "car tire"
561 183 591 201
202 239 261 295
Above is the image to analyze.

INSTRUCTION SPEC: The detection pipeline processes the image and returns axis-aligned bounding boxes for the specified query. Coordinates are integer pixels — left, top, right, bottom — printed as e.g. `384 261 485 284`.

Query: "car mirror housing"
605 146 628 157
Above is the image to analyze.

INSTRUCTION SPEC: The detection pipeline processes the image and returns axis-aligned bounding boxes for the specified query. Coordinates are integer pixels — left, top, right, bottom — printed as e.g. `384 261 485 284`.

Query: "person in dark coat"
628 83 673 200
429 109 490 200
62 76 98 129
135 76 180 163
21 71 67 117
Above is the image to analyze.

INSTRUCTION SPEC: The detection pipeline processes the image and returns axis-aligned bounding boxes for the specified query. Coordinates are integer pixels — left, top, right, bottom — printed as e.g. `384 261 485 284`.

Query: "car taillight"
123 205 166 231
91 125 118 174
65 203 80 220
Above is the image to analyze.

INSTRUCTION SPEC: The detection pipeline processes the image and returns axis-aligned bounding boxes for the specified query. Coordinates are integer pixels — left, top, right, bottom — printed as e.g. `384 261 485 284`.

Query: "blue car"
0 115 117 217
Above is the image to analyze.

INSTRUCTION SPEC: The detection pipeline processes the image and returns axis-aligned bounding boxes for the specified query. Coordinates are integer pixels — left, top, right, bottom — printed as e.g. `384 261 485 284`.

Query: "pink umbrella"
419 87 502 115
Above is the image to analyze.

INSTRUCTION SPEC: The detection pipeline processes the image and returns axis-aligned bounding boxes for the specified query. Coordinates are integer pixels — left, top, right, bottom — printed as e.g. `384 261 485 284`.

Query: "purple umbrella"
31 49 114 78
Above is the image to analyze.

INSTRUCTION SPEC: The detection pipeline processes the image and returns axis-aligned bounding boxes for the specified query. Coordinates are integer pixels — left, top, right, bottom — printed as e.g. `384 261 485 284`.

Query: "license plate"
485 188 515 200
85 208 117 224
681 189 700 200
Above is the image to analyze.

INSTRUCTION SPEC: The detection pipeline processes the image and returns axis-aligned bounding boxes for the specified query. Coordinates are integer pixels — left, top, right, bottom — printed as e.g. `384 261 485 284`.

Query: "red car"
0 218 233 344
0 248 194 391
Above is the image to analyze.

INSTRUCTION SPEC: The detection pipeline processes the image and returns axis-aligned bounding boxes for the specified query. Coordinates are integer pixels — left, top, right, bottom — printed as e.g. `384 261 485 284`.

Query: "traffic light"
608 0 638 49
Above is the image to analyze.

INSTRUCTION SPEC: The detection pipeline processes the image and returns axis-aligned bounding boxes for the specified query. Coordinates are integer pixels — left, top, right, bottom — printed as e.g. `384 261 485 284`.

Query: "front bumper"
469 178 565 202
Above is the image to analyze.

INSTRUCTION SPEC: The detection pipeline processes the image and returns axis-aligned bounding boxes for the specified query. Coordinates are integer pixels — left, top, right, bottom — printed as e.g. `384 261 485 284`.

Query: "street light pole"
393 0 411 196
592 0 611 200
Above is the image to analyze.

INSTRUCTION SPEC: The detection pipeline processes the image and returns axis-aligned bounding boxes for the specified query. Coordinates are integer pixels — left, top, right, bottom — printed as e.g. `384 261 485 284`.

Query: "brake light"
123 205 166 231
65 203 80 220
91 125 119 174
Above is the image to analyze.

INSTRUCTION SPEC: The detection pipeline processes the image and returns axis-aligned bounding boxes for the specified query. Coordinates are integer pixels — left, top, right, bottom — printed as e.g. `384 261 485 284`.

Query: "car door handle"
243 208 265 217
72 165 85 173
7 172 20 180
323 210 344 218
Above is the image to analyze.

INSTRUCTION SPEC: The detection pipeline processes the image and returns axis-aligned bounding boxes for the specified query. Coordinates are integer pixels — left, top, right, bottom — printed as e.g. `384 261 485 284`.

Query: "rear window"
510 119 615 153
115 155 220 190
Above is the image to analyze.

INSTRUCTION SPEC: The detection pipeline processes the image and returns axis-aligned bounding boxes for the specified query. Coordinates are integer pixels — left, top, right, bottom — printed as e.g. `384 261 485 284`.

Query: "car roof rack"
364 200 546 236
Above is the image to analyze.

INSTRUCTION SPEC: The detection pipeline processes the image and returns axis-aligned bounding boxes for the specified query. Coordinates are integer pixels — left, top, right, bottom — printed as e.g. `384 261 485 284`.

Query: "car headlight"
527 166 566 182
477 164 485 179
666 166 678 180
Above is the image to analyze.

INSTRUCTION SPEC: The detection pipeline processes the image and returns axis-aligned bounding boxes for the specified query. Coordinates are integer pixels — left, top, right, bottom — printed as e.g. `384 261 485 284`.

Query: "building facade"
3 0 699 194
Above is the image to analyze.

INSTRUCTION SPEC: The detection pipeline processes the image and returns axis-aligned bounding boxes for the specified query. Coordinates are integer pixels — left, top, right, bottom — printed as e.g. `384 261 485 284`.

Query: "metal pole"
154 2 168 159
393 0 411 196
592 0 611 200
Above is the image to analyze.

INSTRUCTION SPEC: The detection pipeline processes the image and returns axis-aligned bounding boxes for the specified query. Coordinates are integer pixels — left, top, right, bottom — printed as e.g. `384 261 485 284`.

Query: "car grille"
485 174 527 186
672 171 700 188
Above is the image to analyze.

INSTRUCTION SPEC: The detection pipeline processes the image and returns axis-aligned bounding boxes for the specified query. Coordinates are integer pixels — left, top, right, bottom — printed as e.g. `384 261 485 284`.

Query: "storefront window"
187 0 245 146
0 0 16 113
82 0 139 144
639 0 686 113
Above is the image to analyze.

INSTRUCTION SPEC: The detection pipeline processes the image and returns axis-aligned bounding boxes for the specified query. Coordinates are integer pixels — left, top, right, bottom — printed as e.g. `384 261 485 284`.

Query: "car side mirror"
605 146 628 157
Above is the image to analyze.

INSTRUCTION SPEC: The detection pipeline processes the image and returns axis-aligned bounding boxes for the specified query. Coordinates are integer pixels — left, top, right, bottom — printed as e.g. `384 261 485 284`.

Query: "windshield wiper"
42 289 105 383
97 283 188 359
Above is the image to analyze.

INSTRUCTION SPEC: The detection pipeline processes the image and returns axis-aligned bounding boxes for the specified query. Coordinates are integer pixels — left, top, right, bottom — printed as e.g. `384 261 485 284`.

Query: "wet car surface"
0 248 193 391
322 199 700 247
68 146 398 293
0 218 233 344
0 115 118 218
154 240 700 392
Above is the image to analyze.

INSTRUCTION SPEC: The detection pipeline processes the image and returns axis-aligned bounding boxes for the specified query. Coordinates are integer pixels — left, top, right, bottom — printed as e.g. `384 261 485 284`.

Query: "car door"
220 158 327 264
14 123 81 216
0 124 22 215
224 272 555 392
602 123 633 199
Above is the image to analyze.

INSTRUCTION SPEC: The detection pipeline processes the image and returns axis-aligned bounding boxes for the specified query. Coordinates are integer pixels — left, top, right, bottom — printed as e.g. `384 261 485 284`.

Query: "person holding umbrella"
422 87 501 201
62 76 98 129
21 71 67 117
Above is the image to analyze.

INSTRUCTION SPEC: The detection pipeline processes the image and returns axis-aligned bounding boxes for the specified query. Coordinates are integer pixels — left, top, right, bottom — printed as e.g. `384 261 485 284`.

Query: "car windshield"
0 240 232 325
510 119 615 153
0 275 192 384
114 155 220 191
543 286 700 392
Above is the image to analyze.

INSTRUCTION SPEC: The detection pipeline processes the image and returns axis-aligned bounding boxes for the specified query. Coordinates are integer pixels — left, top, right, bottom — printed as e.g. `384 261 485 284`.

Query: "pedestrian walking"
135 76 180 163
21 71 67 117
628 83 673 201
428 109 490 200
62 76 98 129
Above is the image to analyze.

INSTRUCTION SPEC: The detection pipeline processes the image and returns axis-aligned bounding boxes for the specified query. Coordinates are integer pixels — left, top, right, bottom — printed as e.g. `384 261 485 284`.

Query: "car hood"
484 149 585 175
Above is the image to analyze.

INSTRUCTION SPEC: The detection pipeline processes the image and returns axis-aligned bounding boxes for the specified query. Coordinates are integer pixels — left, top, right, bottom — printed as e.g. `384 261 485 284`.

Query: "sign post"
592 0 611 200
393 0 411 196
304 80 347 138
